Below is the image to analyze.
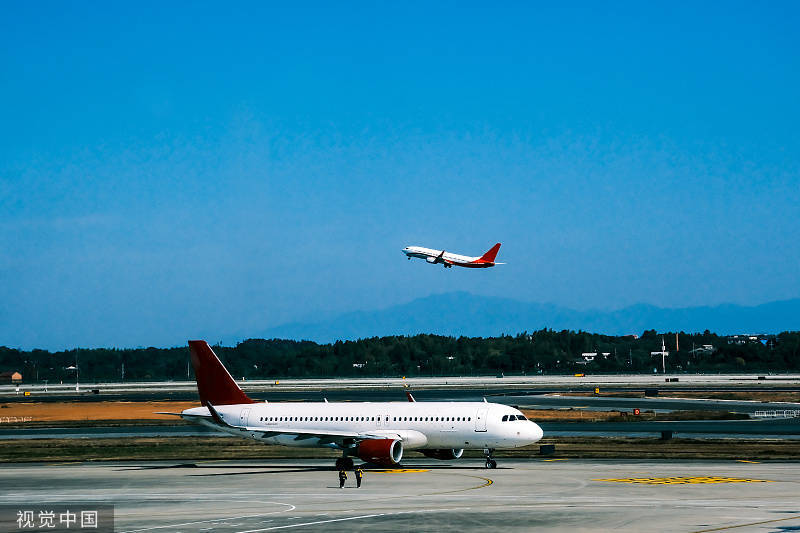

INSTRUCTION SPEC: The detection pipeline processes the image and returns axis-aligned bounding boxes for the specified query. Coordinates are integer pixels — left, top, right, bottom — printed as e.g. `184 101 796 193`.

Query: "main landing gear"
483 448 497 469
335 456 354 470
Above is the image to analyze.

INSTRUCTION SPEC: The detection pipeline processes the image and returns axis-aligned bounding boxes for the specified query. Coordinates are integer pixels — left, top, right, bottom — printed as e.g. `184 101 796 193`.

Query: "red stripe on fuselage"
456 261 495 268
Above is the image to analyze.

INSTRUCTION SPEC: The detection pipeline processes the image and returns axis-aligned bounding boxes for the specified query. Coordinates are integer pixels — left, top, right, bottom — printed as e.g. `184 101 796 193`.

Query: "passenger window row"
256 415 473 423
392 416 471 422
258 416 384 422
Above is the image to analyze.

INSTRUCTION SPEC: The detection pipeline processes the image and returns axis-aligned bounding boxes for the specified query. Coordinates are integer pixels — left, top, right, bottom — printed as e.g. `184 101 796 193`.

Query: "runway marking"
370 468 430 473
236 508 470 532
237 513 384 532
735 460 760 464
543 458 568 462
691 514 800 532
425 474 493 495
594 476 773 485
118 504 296 533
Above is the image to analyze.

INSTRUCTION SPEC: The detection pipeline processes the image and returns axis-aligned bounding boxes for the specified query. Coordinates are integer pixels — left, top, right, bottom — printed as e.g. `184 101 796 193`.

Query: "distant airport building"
577 352 610 364
689 344 715 356
726 334 773 345
0 371 22 384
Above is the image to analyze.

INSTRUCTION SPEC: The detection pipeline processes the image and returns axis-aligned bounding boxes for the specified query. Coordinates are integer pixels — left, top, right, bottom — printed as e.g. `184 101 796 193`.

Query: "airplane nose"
529 422 544 442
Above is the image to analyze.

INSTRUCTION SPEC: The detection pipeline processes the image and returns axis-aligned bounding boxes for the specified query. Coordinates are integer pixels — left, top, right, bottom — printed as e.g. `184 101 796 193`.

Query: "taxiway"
2 459 799 532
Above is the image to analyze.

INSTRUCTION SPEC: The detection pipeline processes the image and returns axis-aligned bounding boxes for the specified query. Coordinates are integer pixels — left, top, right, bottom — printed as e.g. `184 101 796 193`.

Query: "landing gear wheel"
483 448 496 469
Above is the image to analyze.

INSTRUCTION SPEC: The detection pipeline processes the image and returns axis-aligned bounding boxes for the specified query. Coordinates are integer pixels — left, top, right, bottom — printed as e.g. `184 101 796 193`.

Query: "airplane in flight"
402 243 504 268
172 340 543 470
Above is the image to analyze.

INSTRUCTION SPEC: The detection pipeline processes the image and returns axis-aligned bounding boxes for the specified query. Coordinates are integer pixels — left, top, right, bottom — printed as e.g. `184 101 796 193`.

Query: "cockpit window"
517 414 527 420
501 415 508 421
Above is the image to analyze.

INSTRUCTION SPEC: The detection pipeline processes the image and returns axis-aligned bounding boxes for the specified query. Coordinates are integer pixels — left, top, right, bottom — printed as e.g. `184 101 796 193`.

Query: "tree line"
1 329 799 384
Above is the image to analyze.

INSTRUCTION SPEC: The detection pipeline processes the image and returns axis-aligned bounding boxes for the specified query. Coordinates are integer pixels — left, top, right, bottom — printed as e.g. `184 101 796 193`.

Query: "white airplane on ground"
402 243 504 268
173 341 543 470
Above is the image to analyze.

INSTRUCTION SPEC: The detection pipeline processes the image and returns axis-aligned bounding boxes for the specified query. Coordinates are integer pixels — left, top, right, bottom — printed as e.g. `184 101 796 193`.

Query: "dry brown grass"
522 408 624 421
0 401 198 422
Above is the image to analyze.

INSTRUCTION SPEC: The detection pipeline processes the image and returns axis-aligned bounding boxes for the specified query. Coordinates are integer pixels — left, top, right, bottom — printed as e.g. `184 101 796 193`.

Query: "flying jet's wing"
436 250 457 267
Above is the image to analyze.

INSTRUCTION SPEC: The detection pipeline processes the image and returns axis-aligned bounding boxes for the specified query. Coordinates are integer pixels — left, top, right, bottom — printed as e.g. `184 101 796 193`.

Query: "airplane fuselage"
402 245 502 268
183 400 542 450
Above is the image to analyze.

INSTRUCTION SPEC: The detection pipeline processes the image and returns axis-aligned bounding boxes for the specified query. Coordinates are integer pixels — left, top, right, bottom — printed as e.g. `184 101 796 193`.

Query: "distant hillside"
251 292 800 343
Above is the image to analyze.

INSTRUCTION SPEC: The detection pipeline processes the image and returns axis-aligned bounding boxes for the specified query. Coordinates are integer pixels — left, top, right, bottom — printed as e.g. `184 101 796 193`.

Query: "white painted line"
118 505 296 533
237 513 385 532
237 508 471 533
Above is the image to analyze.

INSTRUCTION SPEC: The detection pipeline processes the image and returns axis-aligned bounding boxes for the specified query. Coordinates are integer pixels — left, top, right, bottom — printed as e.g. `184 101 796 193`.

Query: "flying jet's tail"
188 340 255 406
478 243 502 263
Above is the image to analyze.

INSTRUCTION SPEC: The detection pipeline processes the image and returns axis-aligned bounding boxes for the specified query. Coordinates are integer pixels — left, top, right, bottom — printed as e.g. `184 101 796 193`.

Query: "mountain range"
235 292 800 344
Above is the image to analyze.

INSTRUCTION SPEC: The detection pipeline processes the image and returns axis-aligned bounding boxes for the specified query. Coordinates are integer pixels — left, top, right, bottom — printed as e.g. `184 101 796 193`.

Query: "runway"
2 459 799 532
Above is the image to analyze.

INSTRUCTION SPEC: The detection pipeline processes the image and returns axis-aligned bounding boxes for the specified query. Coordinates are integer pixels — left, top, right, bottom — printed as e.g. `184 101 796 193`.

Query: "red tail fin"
188 340 254 406
478 243 501 263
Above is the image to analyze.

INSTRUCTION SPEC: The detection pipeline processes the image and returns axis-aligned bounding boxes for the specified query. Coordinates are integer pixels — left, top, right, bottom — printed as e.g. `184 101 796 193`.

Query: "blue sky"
1 2 799 349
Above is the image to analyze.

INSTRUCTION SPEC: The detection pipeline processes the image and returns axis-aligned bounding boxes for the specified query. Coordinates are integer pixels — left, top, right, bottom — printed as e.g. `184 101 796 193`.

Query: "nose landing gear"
483 448 497 469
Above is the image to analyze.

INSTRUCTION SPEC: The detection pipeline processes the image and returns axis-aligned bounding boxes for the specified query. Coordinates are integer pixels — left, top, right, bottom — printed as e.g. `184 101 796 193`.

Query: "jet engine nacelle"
420 448 464 460
356 438 403 465
426 256 437 263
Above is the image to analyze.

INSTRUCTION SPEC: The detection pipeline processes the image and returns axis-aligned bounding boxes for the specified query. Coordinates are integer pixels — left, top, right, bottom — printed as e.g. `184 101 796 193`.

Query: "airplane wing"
437 250 456 267
156 411 211 421
201 402 392 444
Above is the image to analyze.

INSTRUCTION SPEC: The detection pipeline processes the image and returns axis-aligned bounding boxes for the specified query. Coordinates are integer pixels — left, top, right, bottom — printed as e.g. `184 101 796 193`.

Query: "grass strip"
2 436 800 463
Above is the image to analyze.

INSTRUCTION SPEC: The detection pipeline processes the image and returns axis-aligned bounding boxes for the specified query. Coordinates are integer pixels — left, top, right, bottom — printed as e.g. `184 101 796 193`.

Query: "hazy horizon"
4 291 798 351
